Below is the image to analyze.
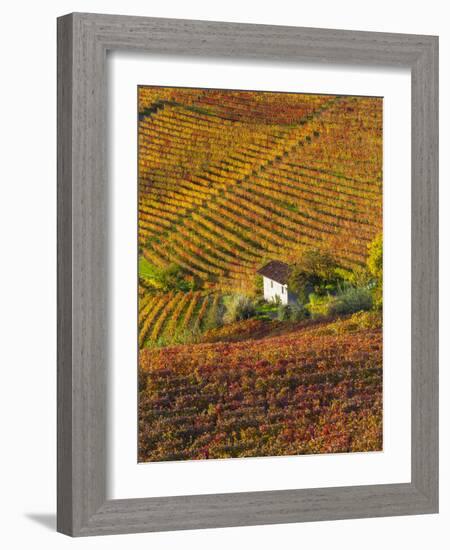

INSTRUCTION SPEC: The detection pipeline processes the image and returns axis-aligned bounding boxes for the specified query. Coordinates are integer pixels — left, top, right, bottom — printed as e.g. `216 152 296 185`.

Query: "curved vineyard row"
138 291 223 348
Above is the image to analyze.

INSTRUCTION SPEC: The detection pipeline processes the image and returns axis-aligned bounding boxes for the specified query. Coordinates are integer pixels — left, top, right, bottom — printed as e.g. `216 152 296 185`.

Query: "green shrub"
224 295 257 324
307 288 373 319
334 266 371 288
277 304 292 321
276 302 309 322
367 233 383 309
290 303 309 321
328 288 373 316
139 258 198 292
158 264 195 292
306 293 331 318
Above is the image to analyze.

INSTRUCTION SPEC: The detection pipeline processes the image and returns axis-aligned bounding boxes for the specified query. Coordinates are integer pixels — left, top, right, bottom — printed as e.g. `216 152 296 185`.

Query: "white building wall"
263 276 288 305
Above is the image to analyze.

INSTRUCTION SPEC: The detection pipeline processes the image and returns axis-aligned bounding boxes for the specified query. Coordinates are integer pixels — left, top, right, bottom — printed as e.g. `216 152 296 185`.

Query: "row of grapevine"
138 290 224 349
138 86 335 124
137 97 342 235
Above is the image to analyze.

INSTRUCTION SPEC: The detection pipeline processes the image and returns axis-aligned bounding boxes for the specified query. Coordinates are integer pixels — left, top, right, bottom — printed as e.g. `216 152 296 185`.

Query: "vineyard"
139 88 382 293
138 289 222 348
137 86 383 461
139 315 382 461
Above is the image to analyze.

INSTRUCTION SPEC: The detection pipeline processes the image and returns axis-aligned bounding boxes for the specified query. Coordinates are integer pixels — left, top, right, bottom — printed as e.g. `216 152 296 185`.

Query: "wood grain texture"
57 13 73 535
410 36 439 506
57 12 439 537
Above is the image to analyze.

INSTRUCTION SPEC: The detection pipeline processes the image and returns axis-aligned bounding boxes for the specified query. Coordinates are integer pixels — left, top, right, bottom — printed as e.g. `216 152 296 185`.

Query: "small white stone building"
257 260 296 305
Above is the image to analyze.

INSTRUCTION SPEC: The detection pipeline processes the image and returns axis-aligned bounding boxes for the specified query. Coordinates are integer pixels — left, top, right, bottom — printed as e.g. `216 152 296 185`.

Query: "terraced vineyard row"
139 86 333 124
138 98 341 248
138 290 222 348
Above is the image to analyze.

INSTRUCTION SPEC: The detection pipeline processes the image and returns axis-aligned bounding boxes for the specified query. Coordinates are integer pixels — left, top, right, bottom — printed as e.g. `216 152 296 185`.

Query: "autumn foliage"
138 88 382 294
139 318 382 461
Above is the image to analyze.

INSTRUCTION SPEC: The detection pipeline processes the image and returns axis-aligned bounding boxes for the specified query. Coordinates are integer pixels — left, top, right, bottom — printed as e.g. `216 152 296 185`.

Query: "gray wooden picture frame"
57 12 438 537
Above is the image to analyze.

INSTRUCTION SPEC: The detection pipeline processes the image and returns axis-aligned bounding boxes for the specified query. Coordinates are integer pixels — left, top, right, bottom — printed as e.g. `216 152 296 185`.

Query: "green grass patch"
139 256 161 281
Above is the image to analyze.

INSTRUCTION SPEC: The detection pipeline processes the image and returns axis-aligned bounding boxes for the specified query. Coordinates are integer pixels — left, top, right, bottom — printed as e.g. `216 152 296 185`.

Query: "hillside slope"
137 87 383 348
139 318 382 461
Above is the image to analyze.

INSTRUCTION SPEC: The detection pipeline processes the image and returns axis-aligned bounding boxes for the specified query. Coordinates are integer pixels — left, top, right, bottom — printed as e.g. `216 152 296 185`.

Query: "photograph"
137 86 383 462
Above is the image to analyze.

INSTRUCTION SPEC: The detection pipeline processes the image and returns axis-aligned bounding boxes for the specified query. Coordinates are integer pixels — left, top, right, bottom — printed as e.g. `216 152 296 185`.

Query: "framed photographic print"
57 13 438 536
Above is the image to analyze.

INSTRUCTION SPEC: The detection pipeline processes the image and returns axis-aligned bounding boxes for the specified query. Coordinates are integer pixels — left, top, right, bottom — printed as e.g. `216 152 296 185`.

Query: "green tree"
157 264 199 292
288 249 340 304
367 233 383 309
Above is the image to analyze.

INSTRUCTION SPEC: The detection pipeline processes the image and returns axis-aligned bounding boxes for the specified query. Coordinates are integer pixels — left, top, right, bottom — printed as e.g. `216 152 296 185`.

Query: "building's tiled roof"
257 260 290 285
